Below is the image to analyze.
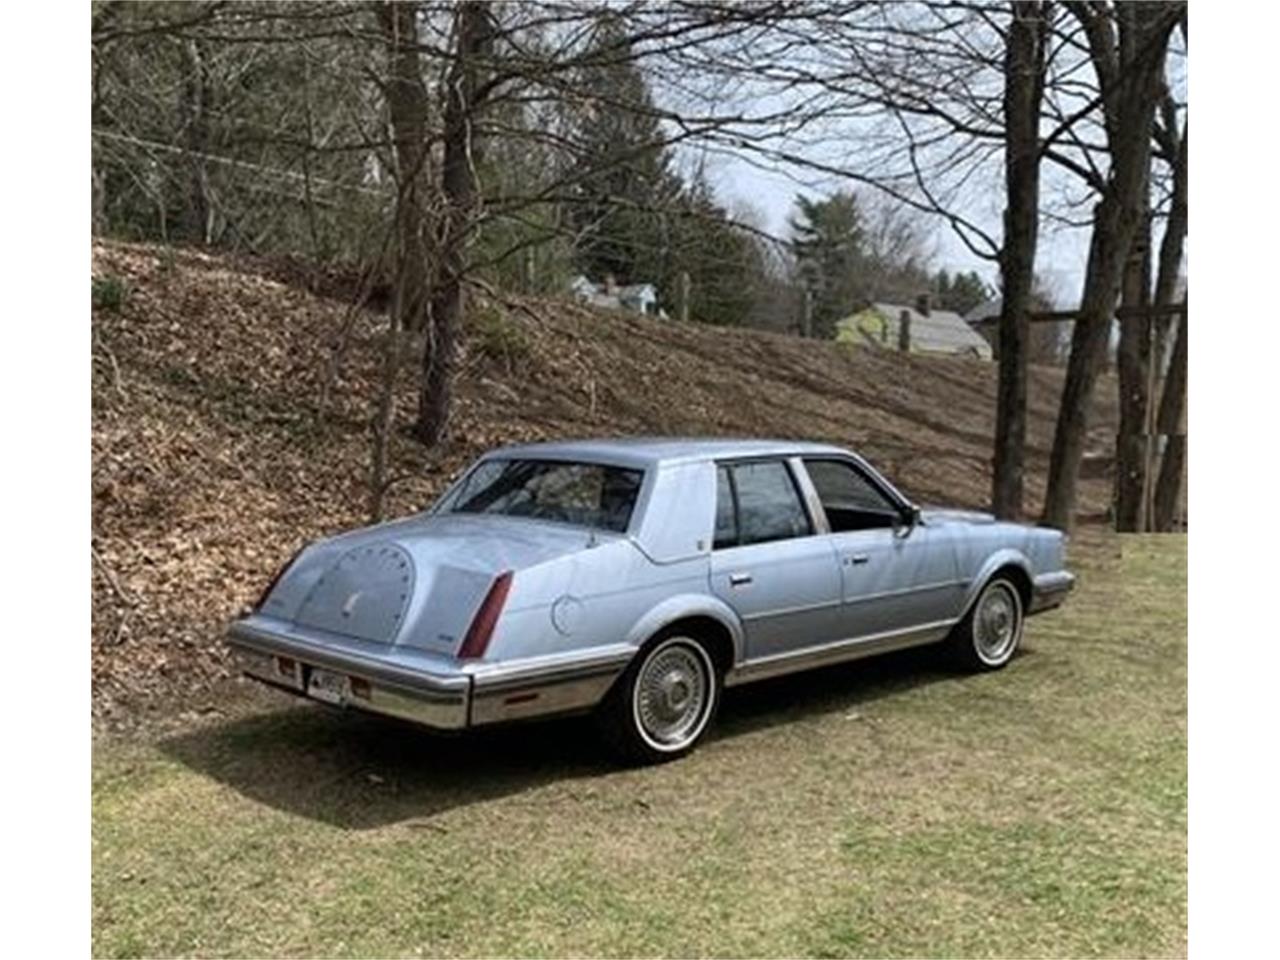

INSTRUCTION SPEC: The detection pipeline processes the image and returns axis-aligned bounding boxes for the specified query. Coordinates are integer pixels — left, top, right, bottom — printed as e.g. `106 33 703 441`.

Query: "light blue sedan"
227 438 1074 763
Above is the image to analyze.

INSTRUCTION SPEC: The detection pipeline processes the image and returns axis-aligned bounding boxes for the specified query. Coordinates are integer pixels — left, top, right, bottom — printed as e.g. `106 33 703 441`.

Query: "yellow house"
836 298 993 361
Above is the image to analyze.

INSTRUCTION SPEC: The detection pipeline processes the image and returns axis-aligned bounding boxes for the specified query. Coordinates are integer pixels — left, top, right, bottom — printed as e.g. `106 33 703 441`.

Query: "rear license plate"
307 668 351 705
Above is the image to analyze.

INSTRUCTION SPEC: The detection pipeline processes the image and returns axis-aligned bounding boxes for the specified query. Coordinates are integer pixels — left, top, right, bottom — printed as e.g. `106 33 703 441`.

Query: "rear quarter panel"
484 460 742 665
485 540 728 663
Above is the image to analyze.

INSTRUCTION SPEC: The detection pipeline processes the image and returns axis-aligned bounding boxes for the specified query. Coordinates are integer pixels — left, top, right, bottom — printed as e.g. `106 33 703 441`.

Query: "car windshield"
444 459 644 533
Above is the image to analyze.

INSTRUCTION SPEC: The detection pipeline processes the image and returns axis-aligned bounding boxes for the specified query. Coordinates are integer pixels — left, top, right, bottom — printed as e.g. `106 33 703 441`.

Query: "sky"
661 12 1187 313
708 152 1095 309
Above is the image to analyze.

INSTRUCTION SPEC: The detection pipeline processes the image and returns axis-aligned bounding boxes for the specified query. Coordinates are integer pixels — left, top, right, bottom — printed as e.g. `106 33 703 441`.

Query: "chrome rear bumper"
226 617 632 731
1028 570 1076 615
228 620 472 729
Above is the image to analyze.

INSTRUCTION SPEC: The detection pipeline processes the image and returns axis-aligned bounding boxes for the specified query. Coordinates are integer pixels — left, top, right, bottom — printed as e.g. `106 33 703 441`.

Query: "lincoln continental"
227 438 1075 763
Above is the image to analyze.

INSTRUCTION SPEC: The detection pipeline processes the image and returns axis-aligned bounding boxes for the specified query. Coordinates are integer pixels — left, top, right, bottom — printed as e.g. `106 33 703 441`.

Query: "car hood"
258 513 612 653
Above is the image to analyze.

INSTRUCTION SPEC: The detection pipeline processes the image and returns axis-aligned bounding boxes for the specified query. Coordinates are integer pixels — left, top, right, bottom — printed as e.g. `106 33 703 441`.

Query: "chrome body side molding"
724 619 956 688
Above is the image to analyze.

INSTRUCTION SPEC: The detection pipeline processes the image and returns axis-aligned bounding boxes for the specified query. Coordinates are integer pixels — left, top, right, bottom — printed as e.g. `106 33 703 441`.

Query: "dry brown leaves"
90 240 1117 728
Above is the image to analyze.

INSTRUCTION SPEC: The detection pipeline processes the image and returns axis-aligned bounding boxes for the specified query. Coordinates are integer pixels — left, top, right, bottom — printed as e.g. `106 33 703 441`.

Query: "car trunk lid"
281 514 600 654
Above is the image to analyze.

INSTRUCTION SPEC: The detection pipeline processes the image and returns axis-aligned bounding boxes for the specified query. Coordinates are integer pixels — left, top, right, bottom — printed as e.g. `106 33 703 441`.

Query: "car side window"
716 460 813 548
714 465 738 549
802 458 901 533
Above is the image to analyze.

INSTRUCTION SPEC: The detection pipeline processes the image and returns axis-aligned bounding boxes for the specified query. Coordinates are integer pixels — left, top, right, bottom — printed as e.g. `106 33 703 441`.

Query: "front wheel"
596 632 721 765
946 576 1025 671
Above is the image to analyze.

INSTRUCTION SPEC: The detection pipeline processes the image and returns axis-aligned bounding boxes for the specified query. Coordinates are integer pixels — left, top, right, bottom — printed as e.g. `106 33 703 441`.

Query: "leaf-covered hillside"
91 240 1117 725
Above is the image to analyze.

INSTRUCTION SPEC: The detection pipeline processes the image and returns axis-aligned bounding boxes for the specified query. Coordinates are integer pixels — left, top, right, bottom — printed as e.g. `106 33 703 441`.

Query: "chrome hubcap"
974 582 1021 663
635 641 710 749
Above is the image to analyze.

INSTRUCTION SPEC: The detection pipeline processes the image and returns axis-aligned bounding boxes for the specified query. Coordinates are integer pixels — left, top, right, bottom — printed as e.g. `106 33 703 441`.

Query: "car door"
708 459 844 661
798 457 964 640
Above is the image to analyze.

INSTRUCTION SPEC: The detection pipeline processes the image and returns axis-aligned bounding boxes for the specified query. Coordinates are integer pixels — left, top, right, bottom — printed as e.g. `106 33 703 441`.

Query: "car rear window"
446 459 644 533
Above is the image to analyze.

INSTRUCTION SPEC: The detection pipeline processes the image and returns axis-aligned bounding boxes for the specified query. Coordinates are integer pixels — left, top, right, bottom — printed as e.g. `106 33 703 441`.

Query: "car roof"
485 437 854 469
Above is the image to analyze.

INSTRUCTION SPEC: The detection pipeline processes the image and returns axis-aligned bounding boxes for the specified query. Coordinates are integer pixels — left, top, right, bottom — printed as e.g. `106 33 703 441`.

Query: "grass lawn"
92 533 1186 958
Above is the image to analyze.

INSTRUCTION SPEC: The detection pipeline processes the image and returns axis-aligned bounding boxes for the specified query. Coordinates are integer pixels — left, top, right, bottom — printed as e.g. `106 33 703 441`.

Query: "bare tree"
414 0 496 445
1041 0 1184 530
376 1 434 335
1152 93 1187 532
992 1 1050 520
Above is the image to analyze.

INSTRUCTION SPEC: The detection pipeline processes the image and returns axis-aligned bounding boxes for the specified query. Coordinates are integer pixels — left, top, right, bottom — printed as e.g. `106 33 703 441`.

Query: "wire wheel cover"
634 641 710 748
974 581 1020 662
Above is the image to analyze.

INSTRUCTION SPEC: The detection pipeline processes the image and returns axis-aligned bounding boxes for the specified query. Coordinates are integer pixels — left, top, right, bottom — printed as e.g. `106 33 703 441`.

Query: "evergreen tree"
934 269 992 315
668 170 767 326
563 15 681 288
790 190 867 337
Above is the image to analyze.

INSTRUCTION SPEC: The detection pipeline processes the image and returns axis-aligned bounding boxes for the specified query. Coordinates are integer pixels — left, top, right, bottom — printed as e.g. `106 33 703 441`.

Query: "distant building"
964 299 1003 354
569 274 661 316
837 294 993 361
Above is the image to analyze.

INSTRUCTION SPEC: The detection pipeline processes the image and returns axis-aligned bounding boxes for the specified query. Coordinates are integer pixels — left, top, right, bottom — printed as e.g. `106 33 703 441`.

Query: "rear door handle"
847 554 871 566
728 572 753 587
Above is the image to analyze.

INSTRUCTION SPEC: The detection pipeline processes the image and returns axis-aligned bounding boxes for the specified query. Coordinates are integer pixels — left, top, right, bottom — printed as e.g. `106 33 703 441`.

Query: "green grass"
93 534 1186 958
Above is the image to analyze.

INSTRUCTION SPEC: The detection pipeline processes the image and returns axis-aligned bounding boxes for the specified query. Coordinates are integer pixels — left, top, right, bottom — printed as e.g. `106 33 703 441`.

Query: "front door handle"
846 554 871 566
728 572 753 587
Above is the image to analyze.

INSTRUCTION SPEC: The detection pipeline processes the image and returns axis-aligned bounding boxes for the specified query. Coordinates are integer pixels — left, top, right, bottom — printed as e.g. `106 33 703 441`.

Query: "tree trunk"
370 253 407 522
179 39 213 245
1152 122 1188 532
376 2 432 334
1113 207 1152 531
1152 307 1187 530
415 1 494 446
991 0 1047 521
1040 2 1180 530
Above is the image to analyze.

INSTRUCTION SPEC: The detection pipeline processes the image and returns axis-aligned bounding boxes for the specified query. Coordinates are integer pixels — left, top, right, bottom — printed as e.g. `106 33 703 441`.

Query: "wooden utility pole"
898 309 911 352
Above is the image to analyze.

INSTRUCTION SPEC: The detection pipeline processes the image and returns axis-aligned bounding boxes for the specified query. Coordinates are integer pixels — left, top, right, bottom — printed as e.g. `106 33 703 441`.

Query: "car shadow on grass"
159 645 966 830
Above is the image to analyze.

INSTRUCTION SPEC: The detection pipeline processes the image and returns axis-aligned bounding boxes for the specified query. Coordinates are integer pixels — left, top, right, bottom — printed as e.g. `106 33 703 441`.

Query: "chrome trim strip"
468 644 634 689
839 579 967 605
740 597 842 622
725 619 956 687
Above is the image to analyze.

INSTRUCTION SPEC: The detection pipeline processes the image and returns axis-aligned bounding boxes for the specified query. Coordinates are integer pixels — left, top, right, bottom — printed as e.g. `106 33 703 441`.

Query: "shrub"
470 303 530 372
93 275 128 312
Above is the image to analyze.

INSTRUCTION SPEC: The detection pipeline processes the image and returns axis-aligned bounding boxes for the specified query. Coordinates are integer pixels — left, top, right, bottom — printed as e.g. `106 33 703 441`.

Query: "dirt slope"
91 240 1116 724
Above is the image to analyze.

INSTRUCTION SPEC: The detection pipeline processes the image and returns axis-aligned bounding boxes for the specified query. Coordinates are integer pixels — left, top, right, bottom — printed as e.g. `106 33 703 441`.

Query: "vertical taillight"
458 571 513 660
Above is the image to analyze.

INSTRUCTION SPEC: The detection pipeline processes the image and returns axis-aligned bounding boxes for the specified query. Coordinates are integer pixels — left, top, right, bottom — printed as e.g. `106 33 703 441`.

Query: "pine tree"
790 191 867 338
564 15 681 289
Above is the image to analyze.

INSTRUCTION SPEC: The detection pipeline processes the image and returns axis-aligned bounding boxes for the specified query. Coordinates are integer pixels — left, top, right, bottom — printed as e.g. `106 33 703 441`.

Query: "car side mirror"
894 504 921 536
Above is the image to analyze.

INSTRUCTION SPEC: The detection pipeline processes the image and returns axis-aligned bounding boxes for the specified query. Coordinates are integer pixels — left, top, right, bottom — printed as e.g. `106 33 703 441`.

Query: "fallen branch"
92 545 138 608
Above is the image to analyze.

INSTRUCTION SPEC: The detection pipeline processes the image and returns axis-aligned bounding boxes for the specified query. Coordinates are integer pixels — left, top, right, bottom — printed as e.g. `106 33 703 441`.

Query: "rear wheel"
597 631 721 764
946 575 1025 671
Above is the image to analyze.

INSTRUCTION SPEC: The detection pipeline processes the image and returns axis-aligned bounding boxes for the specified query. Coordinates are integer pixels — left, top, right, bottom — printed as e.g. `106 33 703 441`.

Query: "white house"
569 275 660 317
